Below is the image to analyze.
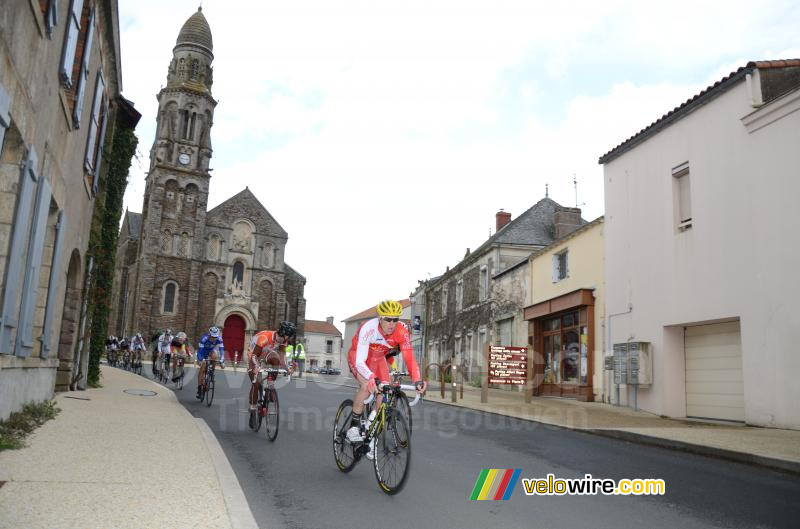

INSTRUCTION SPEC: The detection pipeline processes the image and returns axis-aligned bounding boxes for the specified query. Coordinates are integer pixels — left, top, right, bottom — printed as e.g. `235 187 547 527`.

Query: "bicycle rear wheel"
373 409 411 495
205 370 215 407
265 388 279 442
252 386 263 431
332 399 357 472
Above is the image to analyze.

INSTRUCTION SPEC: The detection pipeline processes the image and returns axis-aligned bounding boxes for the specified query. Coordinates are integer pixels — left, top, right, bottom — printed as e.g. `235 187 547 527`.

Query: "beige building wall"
602 74 800 428
1 0 126 418
529 219 605 400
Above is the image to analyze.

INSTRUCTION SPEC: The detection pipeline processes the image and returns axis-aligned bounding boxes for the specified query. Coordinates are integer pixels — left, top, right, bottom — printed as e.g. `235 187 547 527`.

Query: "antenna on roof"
573 173 586 208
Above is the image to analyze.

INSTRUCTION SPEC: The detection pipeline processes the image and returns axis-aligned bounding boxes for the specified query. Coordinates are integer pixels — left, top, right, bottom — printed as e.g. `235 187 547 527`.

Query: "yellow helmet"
376 300 403 317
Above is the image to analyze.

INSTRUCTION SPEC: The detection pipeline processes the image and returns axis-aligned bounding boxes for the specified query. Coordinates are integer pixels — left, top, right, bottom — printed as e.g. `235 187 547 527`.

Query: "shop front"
524 289 595 401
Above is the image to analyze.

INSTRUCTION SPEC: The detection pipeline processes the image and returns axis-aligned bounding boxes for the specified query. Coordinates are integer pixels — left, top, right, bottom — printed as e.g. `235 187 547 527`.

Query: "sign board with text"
488 346 528 385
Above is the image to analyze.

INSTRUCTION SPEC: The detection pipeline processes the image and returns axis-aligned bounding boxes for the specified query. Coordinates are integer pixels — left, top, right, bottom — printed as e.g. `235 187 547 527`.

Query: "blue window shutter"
0 148 39 354
59 0 85 87
72 8 95 128
85 70 104 173
46 0 60 38
16 177 53 357
0 82 10 150
41 211 67 358
92 99 109 194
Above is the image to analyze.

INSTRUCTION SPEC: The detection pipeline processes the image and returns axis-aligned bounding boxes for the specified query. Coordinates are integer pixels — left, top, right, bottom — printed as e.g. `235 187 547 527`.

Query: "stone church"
109 8 305 355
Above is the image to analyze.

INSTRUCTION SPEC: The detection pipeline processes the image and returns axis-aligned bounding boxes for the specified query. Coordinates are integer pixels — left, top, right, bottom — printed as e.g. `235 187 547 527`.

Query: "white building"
303 317 342 371
599 59 800 429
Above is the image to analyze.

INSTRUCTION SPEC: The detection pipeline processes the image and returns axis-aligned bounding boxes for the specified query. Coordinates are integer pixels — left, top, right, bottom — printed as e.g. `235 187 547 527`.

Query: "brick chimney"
326 316 334 325
554 207 583 239
496 209 512 232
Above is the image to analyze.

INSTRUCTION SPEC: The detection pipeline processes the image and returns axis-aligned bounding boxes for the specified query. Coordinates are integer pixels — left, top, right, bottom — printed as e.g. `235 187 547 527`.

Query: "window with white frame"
456 279 463 311
85 70 108 192
442 286 448 315
479 265 488 300
72 7 95 128
552 249 568 282
326 340 333 354
162 281 178 314
497 318 513 346
60 0 85 88
673 162 692 230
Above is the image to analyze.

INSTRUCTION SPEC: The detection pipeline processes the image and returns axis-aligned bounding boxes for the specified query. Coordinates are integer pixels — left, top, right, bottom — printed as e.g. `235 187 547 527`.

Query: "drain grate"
123 389 157 397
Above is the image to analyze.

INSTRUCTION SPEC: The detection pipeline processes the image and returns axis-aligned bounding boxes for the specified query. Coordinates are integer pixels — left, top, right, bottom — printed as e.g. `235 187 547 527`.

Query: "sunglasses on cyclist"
381 317 400 323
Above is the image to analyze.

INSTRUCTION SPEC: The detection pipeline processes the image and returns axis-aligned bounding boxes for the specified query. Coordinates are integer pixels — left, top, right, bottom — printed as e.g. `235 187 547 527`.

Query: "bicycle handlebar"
362 382 423 406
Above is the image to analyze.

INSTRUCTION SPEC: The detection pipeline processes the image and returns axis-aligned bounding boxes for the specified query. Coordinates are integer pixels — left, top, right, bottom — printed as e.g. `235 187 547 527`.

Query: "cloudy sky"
118 0 799 331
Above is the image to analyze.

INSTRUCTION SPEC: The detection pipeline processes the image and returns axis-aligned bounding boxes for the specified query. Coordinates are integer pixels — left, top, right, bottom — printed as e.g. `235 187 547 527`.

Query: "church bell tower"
133 8 217 335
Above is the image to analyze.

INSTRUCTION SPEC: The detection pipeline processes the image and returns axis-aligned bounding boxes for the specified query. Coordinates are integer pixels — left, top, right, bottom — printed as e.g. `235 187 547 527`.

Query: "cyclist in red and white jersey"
346 300 426 443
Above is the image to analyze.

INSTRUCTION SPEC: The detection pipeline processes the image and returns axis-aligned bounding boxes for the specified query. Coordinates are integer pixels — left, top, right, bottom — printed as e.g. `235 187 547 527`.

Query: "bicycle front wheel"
265 388 279 442
205 371 215 407
332 399 357 473
395 392 413 438
374 409 411 495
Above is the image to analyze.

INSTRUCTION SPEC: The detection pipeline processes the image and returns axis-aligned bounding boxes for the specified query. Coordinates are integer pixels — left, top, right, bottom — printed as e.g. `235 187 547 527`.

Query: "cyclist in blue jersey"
196 326 225 398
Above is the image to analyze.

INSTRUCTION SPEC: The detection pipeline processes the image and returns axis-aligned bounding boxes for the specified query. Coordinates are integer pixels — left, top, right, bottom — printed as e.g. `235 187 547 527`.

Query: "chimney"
496 209 512 231
326 316 334 325
554 207 583 239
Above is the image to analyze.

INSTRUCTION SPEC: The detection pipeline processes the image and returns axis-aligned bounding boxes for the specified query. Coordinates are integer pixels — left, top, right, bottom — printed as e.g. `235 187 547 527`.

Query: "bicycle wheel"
253 385 264 432
373 409 411 495
265 388 279 442
205 369 215 407
332 399 357 473
395 392 413 439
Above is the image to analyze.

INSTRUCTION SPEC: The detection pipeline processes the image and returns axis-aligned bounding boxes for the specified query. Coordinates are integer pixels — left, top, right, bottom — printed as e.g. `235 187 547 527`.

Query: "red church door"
223 315 246 363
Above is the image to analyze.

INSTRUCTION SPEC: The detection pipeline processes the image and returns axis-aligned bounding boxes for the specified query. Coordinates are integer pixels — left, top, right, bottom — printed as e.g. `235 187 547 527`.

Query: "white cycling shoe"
365 438 376 460
346 426 364 443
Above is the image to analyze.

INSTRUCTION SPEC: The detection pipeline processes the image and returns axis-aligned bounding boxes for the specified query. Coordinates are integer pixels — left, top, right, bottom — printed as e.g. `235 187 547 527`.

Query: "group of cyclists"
105 299 428 457
105 333 147 371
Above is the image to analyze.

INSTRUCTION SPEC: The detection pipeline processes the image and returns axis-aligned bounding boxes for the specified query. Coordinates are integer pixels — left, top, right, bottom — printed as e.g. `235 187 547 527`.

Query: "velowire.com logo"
469 469 522 500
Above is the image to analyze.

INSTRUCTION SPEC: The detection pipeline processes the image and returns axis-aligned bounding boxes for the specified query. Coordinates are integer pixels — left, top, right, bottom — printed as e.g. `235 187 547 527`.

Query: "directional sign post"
482 345 530 403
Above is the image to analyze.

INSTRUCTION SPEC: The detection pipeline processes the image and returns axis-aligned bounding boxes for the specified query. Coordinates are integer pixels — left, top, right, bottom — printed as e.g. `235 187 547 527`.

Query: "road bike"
197 359 218 406
390 371 415 436
249 351 292 442
332 381 421 495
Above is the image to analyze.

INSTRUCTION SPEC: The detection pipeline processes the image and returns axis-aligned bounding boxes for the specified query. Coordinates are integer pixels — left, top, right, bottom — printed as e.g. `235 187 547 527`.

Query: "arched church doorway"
223 314 246 364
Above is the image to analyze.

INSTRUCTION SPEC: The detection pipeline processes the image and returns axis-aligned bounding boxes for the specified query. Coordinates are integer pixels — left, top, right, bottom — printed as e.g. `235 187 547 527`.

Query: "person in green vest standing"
294 342 306 377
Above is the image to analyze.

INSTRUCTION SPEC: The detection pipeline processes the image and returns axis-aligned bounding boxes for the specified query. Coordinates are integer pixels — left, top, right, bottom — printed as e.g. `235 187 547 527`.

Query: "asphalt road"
157 367 799 529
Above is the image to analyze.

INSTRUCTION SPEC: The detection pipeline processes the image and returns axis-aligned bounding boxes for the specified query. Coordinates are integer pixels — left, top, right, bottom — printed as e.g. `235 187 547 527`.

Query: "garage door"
685 321 744 422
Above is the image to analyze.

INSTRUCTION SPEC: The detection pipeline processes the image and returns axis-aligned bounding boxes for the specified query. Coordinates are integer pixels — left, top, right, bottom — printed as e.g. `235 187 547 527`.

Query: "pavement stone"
0 365 244 529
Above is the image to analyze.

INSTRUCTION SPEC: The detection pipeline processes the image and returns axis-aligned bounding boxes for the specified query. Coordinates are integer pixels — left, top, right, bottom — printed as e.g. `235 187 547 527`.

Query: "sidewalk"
0 365 257 529
421 381 800 474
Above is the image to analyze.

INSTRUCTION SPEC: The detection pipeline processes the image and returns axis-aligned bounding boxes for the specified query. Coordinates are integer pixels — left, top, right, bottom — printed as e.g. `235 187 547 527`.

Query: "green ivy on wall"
86 121 138 386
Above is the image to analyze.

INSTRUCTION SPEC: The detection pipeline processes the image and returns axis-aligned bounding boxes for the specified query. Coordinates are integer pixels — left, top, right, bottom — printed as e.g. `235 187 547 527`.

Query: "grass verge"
0 400 61 451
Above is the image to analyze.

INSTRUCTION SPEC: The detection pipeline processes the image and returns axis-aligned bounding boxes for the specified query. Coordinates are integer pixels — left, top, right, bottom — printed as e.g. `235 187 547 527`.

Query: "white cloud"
119 0 798 328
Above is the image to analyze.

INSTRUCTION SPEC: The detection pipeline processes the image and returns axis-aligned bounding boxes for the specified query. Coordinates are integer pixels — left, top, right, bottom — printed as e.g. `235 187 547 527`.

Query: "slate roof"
125 211 142 239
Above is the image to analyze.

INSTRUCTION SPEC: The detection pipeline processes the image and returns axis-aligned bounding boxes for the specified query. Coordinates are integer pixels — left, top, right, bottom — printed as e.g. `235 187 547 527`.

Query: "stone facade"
415 199 584 381
109 9 305 348
1 0 133 418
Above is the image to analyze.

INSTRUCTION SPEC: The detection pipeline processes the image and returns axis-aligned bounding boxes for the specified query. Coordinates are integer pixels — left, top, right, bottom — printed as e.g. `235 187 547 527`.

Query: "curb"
586 428 800 476
196 419 260 529
114 367 261 527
